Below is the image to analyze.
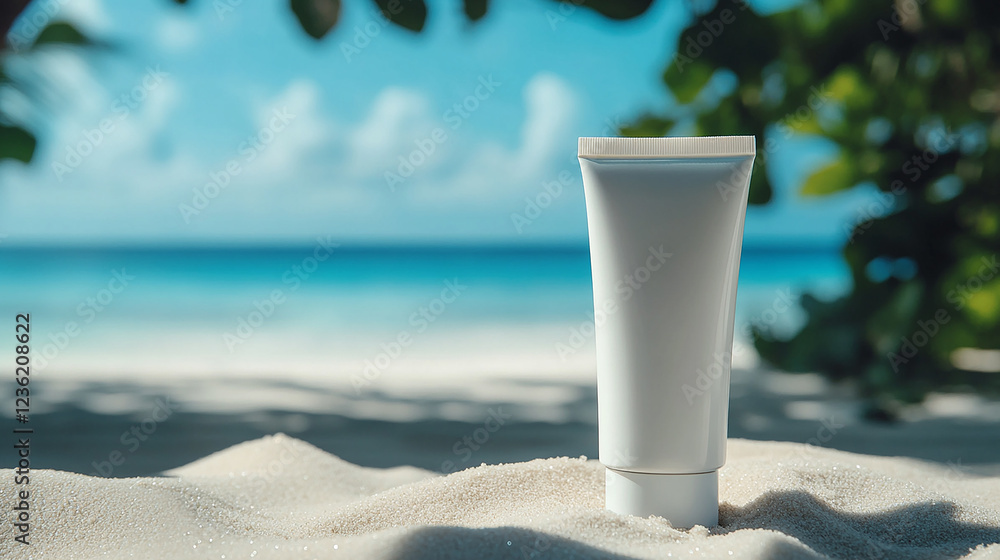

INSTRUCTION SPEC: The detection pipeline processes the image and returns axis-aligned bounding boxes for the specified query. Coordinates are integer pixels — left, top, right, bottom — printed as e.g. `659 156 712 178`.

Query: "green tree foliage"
0 2 94 165
626 0 1000 414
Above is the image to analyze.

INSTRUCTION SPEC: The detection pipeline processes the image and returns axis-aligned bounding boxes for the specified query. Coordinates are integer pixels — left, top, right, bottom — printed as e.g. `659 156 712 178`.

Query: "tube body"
578 136 755 527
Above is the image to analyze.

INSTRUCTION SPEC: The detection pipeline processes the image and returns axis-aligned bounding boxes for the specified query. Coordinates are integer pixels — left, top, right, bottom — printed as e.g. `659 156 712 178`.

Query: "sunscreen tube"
578 136 755 528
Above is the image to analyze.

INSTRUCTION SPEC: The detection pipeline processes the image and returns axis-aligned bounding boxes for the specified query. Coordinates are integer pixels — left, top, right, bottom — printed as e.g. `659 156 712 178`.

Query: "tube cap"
605 468 719 528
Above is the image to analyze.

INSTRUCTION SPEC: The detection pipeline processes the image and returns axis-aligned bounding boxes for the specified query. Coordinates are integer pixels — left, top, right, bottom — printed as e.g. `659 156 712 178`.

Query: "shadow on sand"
721 490 1000 559
387 526 642 560
7 374 1000 478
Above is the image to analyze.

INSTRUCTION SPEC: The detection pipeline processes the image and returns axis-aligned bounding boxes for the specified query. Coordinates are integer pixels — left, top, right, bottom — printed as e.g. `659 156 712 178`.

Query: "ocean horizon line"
0 239 843 255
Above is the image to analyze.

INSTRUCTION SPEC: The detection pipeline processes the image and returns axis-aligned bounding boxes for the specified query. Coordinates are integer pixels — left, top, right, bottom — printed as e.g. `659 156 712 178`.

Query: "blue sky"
0 0 875 246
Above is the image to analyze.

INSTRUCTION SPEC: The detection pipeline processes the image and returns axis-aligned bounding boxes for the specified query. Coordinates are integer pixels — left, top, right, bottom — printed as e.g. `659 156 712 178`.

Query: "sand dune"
2 434 998 559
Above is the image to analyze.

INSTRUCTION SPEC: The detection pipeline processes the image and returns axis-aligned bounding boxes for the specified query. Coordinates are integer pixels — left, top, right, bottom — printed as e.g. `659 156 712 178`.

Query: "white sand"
2 434 999 559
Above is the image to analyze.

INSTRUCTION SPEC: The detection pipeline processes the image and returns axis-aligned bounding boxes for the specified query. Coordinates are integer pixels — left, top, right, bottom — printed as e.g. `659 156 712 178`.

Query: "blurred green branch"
629 0 1000 416
1 1 96 164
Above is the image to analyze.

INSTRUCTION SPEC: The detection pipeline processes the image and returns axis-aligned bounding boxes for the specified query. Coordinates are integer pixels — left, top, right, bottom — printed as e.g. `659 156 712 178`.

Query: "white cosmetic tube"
578 136 756 528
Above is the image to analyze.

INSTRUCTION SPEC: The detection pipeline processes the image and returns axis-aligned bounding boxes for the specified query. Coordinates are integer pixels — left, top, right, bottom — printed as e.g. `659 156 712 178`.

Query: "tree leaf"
747 163 772 205
290 0 341 40
620 115 674 137
31 21 89 47
463 0 488 22
1 0 34 44
866 281 924 353
800 156 855 196
374 0 427 32
559 0 653 20
0 124 36 163
663 60 714 104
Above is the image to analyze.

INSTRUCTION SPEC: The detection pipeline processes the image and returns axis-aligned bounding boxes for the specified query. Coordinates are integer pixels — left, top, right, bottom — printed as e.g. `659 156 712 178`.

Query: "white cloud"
34 50 109 123
347 88 435 177
340 77 576 200
62 0 112 35
513 72 578 179
407 72 579 203
0 48 206 240
244 80 329 179
0 61 581 242
39 56 187 194
156 14 200 53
